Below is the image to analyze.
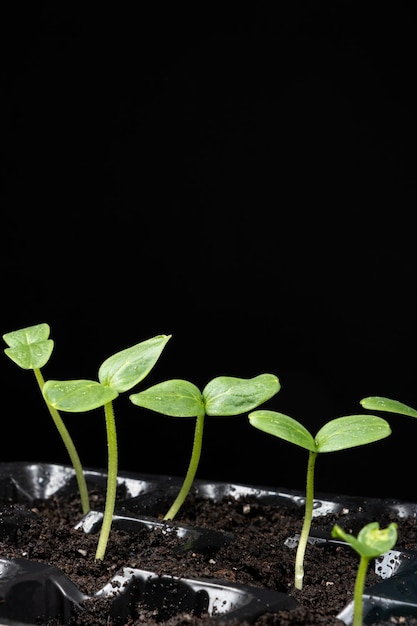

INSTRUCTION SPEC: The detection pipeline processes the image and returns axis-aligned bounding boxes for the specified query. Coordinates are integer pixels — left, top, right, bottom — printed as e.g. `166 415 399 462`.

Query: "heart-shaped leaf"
3 323 53 369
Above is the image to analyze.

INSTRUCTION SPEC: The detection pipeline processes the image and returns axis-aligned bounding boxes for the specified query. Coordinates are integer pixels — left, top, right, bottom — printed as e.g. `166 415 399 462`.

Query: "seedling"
130 373 280 520
3 323 90 515
332 522 398 626
42 334 171 560
360 396 417 419
247 410 391 590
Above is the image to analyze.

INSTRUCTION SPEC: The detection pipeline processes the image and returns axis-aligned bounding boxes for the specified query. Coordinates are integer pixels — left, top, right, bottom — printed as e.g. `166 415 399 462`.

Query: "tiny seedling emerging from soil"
247 410 391 590
42 334 171 560
332 521 398 626
130 373 280 520
3 323 90 515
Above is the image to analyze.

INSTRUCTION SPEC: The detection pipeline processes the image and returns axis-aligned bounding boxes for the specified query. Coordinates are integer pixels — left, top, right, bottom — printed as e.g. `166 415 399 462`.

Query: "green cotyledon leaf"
315 414 391 452
98 334 171 393
361 396 417 419
3 322 53 369
130 379 204 417
43 379 118 412
332 522 398 558
248 410 316 451
203 374 280 416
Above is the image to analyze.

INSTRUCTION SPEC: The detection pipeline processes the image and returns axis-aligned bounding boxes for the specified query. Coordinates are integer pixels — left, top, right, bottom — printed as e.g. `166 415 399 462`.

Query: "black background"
2 3 417 500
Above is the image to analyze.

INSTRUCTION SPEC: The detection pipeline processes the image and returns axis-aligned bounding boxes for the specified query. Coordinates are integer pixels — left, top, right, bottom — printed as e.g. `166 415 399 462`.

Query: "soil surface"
2 483 417 625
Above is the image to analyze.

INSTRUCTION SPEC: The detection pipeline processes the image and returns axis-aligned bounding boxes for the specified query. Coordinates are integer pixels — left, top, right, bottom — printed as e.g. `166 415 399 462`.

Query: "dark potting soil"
2 485 417 626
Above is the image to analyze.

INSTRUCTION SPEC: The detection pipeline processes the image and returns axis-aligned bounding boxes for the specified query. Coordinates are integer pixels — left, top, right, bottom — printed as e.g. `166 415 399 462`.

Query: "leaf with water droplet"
3 322 53 369
204 374 280 416
43 379 118 412
98 335 171 392
130 379 204 417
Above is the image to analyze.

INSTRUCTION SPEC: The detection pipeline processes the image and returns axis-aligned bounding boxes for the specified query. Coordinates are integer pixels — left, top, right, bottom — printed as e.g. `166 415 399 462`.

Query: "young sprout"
3 323 90 515
42 334 171 561
360 396 417 419
247 410 391 590
332 522 398 626
130 374 280 520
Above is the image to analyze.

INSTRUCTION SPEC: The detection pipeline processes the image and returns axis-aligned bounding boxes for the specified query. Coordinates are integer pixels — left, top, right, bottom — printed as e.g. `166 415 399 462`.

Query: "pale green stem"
294 450 318 590
33 368 90 515
353 556 370 626
164 413 205 521
95 401 118 561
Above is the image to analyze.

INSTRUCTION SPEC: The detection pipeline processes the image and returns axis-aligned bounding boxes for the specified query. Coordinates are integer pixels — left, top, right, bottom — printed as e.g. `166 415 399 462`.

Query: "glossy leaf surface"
43 379 118 412
130 379 204 417
203 374 280 416
249 412 391 453
315 415 391 452
248 410 316 451
361 396 417 419
98 335 171 392
3 322 53 369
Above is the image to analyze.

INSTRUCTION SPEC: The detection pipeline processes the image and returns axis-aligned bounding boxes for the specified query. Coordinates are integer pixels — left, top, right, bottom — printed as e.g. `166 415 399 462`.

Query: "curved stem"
34 368 90 515
294 450 317 590
353 556 369 626
95 401 118 561
164 413 205 521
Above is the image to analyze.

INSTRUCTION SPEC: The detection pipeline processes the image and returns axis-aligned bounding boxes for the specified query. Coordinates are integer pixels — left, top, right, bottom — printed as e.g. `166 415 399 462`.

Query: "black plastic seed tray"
1 462 417 625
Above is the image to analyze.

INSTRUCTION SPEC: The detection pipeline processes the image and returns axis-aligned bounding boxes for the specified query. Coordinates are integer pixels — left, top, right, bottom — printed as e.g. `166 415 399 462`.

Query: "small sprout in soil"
360 396 417 419
42 334 171 561
3 322 90 515
332 521 398 626
130 373 280 520
247 410 392 590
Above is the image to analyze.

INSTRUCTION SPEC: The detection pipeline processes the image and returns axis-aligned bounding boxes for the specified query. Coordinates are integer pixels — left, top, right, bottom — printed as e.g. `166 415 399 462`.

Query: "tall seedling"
3 323 90 515
43 334 171 560
130 373 280 520
248 410 391 590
